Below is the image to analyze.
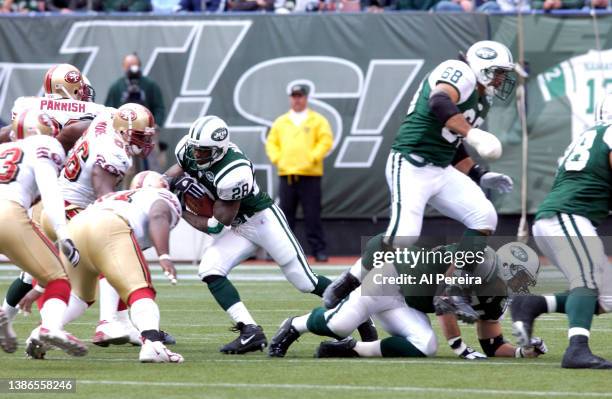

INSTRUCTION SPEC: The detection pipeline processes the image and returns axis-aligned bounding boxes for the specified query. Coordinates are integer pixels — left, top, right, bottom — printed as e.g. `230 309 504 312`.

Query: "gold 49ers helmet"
113 103 156 157
130 171 169 190
43 63 84 100
11 110 60 140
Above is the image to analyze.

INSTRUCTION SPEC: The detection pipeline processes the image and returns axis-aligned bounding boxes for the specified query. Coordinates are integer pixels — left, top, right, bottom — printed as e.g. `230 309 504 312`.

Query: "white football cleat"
0 309 17 353
25 325 50 359
92 320 130 347
123 321 142 346
139 339 184 363
39 327 87 357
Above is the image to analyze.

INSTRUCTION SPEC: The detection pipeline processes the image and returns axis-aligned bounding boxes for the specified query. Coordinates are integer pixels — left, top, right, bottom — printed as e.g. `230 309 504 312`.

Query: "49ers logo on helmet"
64 70 82 84
119 109 137 121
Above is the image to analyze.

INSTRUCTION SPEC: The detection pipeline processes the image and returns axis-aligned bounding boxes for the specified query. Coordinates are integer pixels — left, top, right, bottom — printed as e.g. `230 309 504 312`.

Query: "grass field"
1 263 612 399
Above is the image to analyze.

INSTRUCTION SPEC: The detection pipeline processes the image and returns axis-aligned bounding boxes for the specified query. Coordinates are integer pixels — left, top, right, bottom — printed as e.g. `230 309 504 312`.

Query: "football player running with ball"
165 115 337 355
512 94 612 369
324 40 516 322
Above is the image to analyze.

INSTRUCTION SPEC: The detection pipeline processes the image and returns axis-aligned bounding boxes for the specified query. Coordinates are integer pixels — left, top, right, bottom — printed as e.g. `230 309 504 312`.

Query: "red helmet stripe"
44 65 57 95
17 111 27 140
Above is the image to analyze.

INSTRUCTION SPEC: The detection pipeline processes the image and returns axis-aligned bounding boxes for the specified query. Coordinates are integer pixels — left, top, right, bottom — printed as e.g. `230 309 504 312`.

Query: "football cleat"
323 270 361 309
139 339 184 363
510 295 543 347
39 327 87 357
269 318 300 358
25 326 50 360
92 320 130 347
126 323 143 346
433 296 479 324
0 309 17 353
562 336 612 369
219 323 267 355
357 318 378 342
315 337 359 358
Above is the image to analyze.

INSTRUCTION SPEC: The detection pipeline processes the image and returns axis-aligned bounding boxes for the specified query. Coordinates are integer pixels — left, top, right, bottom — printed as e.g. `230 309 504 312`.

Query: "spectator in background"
177 0 225 11
105 53 166 176
44 0 87 11
100 0 152 10
266 83 333 262
1 0 44 11
227 0 272 10
532 0 581 9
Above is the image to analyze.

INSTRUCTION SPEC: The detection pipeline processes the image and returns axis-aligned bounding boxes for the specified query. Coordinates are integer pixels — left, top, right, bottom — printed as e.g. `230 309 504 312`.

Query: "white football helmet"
594 92 612 125
465 40 516 100
130 171 169 190
496 242 540 294
184 115 230 170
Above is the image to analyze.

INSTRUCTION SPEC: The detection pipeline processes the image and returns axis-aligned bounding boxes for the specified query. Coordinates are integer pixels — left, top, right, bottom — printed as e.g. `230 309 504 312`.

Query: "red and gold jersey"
59 111 132 209
92 188 182 249
0 135 65 209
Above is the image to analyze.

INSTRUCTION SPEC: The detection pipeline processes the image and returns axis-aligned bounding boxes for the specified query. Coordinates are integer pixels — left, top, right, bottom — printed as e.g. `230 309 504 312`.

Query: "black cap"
289 84 309 96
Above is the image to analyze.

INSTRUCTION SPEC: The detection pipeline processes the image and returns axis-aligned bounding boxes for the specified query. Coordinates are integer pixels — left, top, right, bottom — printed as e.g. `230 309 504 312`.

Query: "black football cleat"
219 323 267 355
510 295 546 347
161 330 176 345
323 270 361 309
434 296 479 324
561 336 612 369
268 318 300 358
315 337 359 358
357 318 378 342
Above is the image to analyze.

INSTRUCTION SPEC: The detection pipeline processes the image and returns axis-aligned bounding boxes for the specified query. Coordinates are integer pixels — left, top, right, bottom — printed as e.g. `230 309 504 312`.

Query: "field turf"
1 264 612 399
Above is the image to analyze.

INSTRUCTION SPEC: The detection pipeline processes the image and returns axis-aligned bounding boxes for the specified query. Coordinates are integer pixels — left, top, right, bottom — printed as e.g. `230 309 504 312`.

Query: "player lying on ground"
512 93 612 369
27 172 186 363
164 115 377 354
0 110 85 357
269 234 545 359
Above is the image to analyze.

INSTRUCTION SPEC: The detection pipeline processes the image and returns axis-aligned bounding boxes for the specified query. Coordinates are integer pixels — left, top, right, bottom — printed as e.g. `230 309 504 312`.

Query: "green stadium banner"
0 14 610 218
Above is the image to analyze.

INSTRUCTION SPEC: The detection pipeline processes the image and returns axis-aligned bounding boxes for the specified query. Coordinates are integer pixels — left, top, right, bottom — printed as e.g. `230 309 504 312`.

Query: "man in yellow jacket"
266 84 333 262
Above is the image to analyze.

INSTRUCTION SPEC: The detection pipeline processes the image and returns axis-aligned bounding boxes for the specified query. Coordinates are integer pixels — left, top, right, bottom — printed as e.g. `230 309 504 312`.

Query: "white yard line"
77 380 611 397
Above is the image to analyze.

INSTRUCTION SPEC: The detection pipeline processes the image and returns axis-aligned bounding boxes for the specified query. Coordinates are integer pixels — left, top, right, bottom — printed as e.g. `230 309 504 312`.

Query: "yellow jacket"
266 109 333 176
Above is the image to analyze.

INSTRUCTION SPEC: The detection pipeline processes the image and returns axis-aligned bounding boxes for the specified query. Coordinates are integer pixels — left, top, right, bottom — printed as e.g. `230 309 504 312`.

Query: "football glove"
59 238 80 267
464 128 502 160
480 172 513 194
516 337 548 358
173 175 205 199
449 336 487 360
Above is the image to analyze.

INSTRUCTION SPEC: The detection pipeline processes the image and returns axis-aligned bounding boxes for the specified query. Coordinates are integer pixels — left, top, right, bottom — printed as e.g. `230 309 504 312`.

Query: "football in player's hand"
184 193 214 217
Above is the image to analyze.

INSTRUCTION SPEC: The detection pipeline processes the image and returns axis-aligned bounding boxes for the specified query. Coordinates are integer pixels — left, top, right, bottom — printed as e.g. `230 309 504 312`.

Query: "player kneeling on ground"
0 110 85 357
53 172 185 363
269 235 546 360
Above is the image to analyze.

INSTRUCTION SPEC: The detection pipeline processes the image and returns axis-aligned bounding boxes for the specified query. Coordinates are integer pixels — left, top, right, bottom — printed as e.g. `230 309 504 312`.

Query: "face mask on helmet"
43 64 85 101
483 67 516 101
130 171 168 190
113 104 156 158
11 110 60 140
466 41 516 101
185 142 225 170
496 242 540 294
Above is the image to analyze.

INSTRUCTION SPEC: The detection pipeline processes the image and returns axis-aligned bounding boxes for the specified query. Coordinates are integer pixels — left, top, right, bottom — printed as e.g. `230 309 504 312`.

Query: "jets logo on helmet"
184 116 230 170
64 70 82 84
466 40 516 100
496 242 540 294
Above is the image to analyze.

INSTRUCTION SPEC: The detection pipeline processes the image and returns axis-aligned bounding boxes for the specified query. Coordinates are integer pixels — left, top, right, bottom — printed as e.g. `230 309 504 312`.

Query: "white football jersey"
92 188 182 249
0 135 65 209
427 60 477 105
11 95 109 128
59 112 132 209
538 49 612 140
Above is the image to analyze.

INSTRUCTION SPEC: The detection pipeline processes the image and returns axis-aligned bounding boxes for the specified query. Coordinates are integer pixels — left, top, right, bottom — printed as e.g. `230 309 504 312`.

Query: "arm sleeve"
216 165 254 201
265 124 281 165
311 117 333 162
34 159 66 234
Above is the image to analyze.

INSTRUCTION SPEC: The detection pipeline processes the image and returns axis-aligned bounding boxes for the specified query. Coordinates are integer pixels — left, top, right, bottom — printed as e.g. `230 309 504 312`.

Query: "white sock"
349 259 366 282
116 309 133 326
354 340 382 357
291 314 310 334
129 298 160 332
2 299 19 322
544 295 557 313
98 278 120 322
568 327 590 339
40 298 67 330
61 293 88 326
226 302 256 326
